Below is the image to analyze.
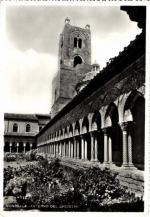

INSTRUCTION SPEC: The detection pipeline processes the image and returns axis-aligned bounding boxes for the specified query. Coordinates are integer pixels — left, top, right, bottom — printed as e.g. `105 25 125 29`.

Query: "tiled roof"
4 113 38 121
4 113 51 121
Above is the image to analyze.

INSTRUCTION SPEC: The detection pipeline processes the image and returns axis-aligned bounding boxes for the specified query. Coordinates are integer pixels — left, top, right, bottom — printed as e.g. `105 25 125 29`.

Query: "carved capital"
102 127 111 135
120 121 134 132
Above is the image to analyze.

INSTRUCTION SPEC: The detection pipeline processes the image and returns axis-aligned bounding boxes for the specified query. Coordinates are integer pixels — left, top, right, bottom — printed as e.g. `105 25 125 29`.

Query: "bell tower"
51 18 91 117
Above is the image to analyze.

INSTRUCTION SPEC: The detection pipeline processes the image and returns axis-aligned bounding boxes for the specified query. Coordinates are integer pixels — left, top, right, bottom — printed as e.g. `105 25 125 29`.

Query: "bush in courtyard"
4 158 144 211
25 150 37 161
5 153 17 162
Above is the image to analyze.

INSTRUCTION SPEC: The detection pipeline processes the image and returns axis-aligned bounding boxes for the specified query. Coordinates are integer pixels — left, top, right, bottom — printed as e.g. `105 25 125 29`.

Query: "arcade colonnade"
37 90 145 170
4 141 34 153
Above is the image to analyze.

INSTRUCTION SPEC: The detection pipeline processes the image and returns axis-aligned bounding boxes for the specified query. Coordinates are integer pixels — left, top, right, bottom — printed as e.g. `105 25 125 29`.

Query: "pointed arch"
91 110 101 131
105 103 119 127
74 121 80 136
124 90 145 170
73 55 83 67
82 116 89 134
105 102 122 166
69 124 73 137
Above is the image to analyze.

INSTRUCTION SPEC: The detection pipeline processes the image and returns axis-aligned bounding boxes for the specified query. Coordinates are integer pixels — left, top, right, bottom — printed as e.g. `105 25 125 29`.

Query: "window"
73 55 83 67
74 37 82 49
26 124 30 132
78 38 82 48
13 123 18 132
74 37 77 48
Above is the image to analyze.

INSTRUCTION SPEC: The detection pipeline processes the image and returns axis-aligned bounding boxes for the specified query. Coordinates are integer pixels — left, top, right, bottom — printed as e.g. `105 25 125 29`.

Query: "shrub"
4 158 144 211
25 150 37 161
5 153 17 162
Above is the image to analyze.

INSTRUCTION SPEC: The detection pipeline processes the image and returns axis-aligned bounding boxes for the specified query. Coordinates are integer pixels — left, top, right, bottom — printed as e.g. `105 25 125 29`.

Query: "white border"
0 1 149 217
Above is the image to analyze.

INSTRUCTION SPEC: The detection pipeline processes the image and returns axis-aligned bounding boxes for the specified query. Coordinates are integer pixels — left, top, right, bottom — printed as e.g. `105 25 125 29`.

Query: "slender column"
53 143 55 155
66 141 68 157
50 144 52 154
74 138 76 158
68 140 71 158
108 136 112 163
81 136 85 160
84 139 88 160
76 138 79 159
63 141 66 157
102 128 109 164
94 136 98 161
71 140 73 158
52 144 53 155
9 142 12 153
59 142 61 156
90 132 94 161
121 123 128 166
23 143 26 153
30 143 32 151
16 143 19 153
128 133 133 166
56 143 58 156
49 144 50 154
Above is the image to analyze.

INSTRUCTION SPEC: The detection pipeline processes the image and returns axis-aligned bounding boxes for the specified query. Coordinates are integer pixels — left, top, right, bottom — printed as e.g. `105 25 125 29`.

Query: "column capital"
102 127 111 135
120 121 133 132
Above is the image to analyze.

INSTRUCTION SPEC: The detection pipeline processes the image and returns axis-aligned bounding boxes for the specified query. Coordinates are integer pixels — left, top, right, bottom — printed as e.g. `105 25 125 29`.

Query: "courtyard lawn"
4 158 144 212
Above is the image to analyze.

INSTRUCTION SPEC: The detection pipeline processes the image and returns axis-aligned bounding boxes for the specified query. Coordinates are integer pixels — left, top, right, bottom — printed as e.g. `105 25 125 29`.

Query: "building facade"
4 113 50 153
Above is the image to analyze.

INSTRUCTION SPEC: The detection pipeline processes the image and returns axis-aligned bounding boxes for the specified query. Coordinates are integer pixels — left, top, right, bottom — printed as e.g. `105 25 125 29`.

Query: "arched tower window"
13 123 18 132
78 38 82 48
74 38 77 48
26 124 30 132
73 55 83 67
74 37 82 48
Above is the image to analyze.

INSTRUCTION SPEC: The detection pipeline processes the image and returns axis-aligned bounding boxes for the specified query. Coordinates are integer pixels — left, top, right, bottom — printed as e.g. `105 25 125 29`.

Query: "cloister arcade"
4 141 36 153
37 90 145 171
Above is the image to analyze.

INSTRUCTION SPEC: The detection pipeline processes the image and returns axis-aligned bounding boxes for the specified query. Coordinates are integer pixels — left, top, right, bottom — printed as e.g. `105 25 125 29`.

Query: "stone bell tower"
51 18 92 117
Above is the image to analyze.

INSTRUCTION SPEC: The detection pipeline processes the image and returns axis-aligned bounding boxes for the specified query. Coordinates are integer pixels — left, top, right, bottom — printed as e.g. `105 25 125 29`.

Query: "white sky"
0 5 141 114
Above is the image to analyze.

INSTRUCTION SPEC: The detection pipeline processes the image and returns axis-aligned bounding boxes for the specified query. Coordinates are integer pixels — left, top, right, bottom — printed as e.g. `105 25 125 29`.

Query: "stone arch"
74 121 81 159
11 141 17 153
26 142 30 152
73 55 83 67
91 110 101 131
105 103 119 126
91 111 104 162
105 103 122 166
60 129 63 139
64 127 68 138
82 116 89 134
75 121 80 136
124 90 145 170
4 141 10 152
18 142 23 153
82 116 91 160
69 124 73 137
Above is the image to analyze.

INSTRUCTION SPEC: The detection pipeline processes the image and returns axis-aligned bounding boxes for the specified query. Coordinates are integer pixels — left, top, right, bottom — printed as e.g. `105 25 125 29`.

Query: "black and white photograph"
1 2 148 213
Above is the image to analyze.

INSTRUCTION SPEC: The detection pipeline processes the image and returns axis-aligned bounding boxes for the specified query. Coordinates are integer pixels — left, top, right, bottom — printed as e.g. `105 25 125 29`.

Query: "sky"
1 5 141 114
